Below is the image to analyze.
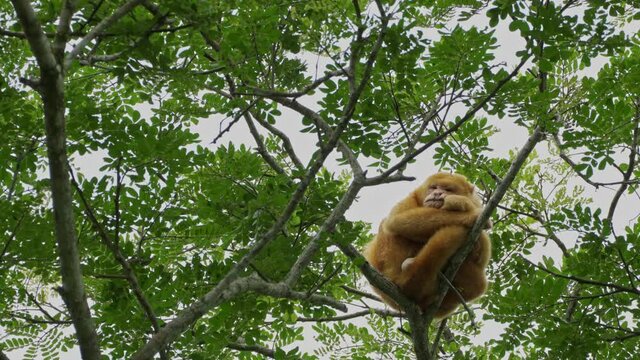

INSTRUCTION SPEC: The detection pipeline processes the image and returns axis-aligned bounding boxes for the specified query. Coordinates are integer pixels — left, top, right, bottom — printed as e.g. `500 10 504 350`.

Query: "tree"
1 0 639 358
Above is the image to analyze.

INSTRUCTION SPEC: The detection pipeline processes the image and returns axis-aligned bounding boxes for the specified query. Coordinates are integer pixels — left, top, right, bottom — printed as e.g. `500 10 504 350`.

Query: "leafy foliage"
1 0 640 359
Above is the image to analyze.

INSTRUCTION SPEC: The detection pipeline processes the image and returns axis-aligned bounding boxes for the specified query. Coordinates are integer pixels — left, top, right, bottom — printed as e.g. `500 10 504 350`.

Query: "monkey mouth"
424 199 444 208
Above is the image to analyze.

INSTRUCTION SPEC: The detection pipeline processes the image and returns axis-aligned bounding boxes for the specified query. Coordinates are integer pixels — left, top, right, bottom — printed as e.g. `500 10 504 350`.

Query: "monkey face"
423 185 451 208
419 173 475 209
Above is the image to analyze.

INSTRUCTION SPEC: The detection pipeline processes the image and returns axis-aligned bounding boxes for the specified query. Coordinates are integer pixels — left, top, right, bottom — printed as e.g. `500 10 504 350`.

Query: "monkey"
363 173 491 318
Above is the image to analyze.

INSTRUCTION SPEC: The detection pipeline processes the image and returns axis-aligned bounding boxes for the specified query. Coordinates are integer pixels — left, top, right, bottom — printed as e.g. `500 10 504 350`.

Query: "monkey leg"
396 226 469 306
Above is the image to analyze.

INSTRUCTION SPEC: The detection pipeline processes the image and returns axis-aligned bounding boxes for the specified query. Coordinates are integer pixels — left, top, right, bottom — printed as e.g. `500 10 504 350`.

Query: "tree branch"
522 257 640 295
0 28 27 38
370 53 531 184
426 126 545 325
249 110 304 172
52 0 76 61
9 1 101 358
297 308 403 323
284 180 362 286
0 214 24 265
244 113 286 175
132 83 359 360
340 285 382 302
227 342 275 358
65 0 146 69
438 272 477 329
247 69 345 99
69 171 167 357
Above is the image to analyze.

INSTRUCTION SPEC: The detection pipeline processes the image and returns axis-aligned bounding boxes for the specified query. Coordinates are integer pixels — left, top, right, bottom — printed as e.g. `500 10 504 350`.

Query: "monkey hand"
484 218 493 230
441 194 474 212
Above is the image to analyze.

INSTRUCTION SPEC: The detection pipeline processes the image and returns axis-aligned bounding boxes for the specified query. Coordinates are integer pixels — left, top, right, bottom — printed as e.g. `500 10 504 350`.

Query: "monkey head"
417 173 476 209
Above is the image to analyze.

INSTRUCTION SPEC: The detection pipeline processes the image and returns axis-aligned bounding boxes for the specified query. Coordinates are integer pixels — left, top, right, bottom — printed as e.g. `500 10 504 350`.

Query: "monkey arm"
383 206 479 243
440 194 478 212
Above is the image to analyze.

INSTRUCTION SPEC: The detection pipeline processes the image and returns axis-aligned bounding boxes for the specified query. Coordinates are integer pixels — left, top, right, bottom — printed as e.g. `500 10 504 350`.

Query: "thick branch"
133 4 389 357
53 0 76 61
284 180 362 286
427 126 545 324
10 1 101 358
248 278 347 311
335 242 419 314
10 0 57 73
133 274 345 359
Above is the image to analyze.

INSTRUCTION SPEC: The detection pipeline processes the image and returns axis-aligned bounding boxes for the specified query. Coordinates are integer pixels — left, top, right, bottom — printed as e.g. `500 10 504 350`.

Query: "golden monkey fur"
363 173 491 318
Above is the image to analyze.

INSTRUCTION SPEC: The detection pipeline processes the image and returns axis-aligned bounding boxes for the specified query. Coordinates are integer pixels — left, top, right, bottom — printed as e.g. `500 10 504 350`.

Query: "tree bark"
9 1 101 358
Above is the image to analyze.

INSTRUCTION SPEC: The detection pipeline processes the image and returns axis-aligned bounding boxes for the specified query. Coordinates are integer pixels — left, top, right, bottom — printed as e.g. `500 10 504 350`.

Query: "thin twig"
65 0 146 69
522 257 640 295
227 342 275 358
438 272 477 329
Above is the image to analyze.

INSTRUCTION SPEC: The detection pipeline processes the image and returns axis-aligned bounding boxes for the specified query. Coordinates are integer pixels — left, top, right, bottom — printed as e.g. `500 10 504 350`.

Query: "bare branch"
605 119 639 225
10 313 73 325
0 28 27 38
266 97 365 177
0 214 24 265
248 277 347 311
79 13 173 66
284 181 363 286
552 134 603 189
247 70 345 98
605 332 640 342
431 318 448 356
212 101 257 144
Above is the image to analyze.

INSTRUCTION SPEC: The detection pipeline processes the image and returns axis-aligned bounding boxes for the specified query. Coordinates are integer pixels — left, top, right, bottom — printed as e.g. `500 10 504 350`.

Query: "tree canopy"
1 0 639 359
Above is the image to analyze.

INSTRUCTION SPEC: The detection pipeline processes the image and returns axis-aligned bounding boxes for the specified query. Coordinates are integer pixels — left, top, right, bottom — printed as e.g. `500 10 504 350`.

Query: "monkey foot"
401 257 415 272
